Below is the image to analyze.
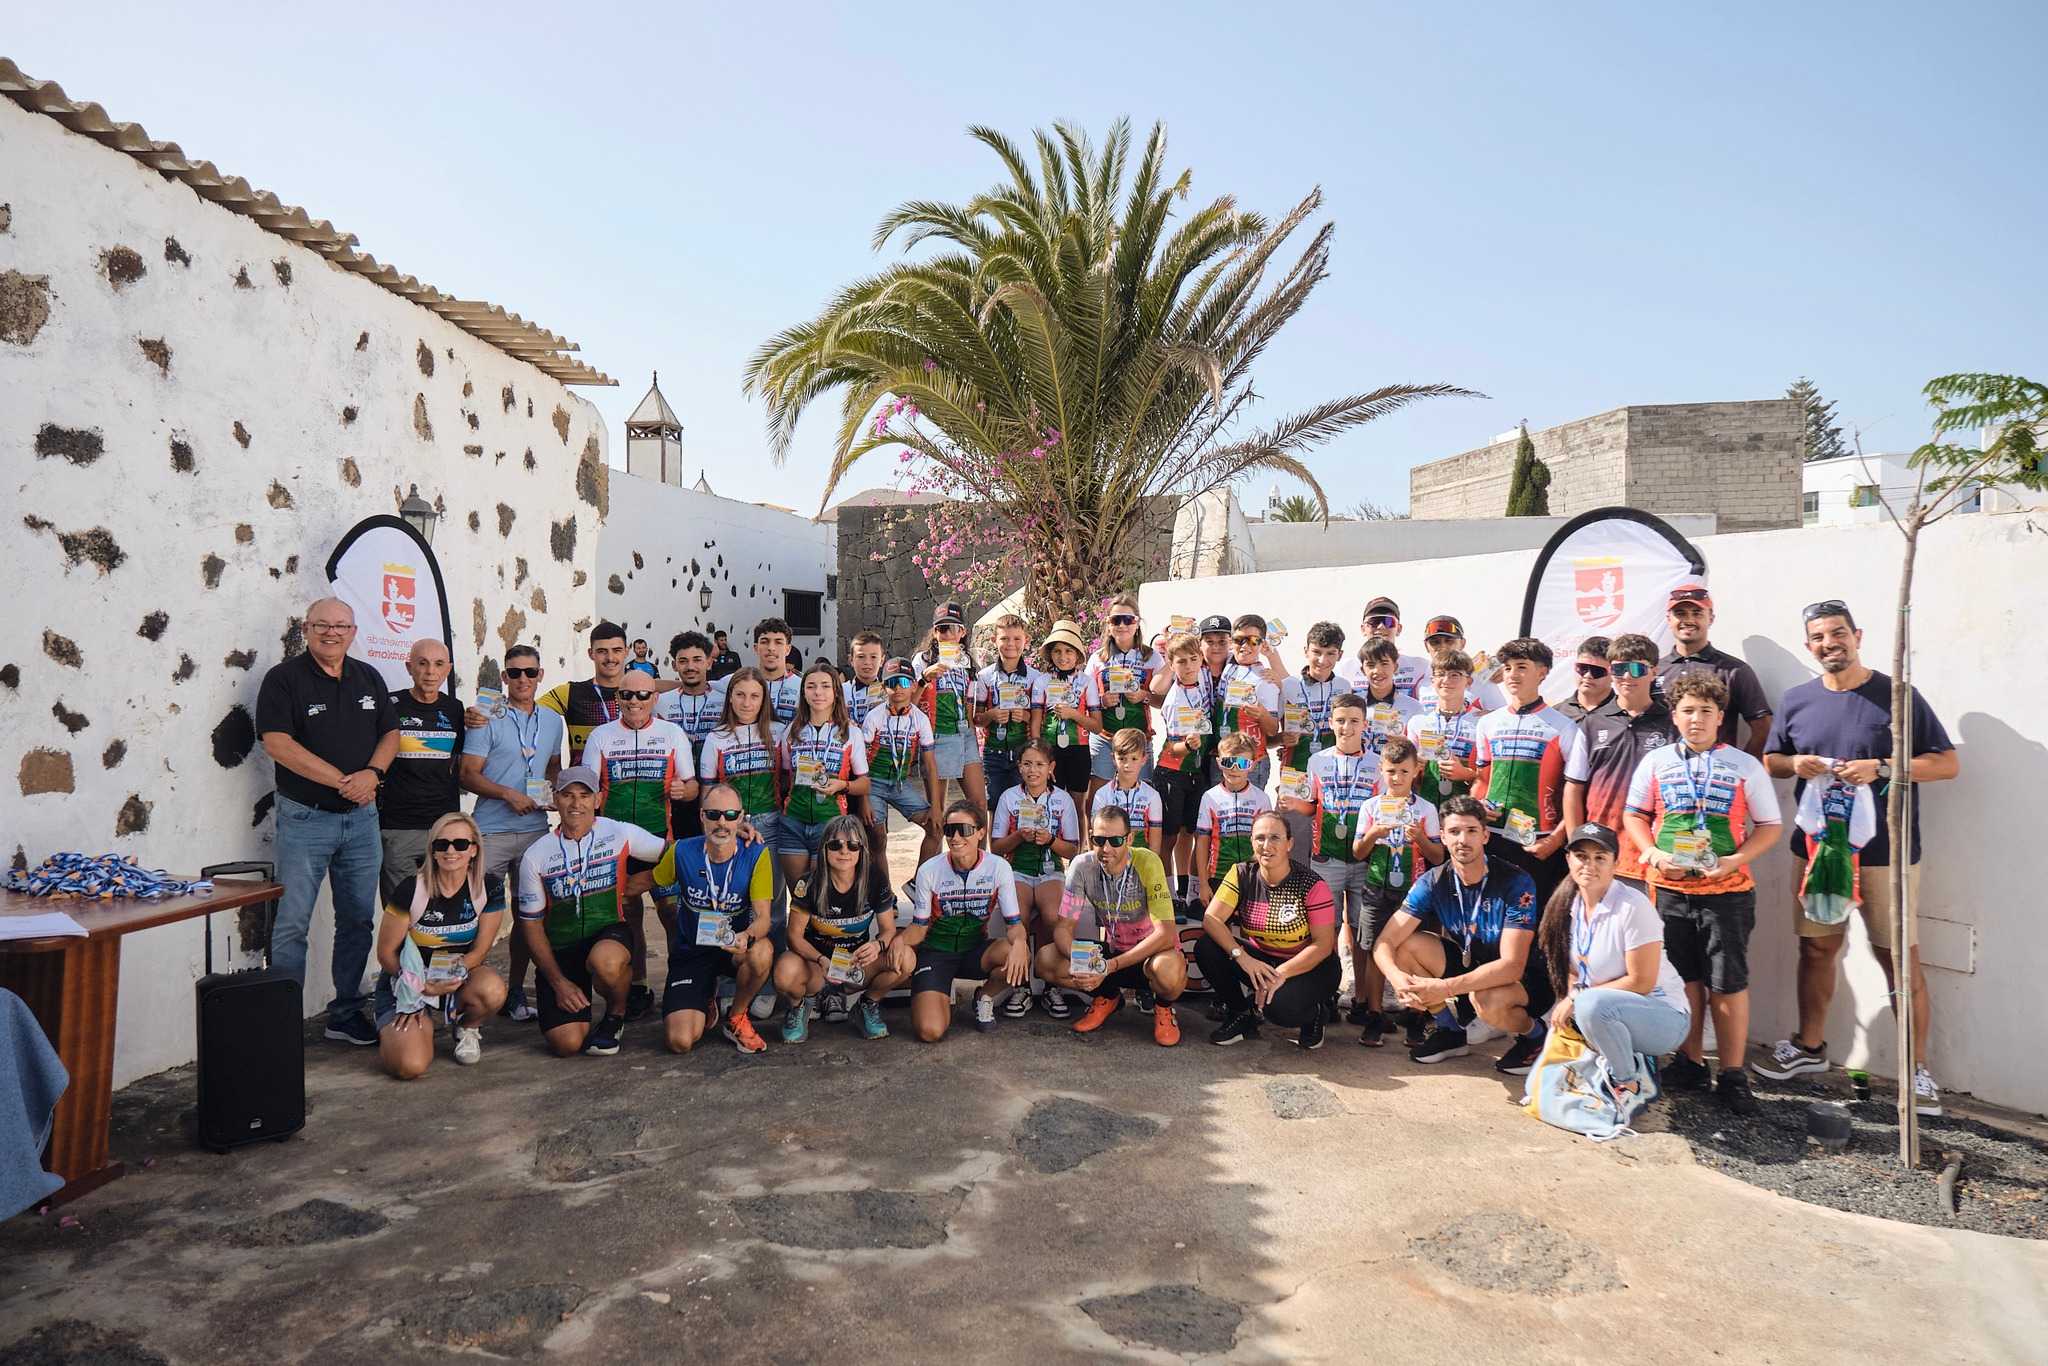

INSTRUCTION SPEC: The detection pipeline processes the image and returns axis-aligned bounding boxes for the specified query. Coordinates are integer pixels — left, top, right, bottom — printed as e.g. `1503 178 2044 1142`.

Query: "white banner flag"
325 516 452 690
1520 508 1707 698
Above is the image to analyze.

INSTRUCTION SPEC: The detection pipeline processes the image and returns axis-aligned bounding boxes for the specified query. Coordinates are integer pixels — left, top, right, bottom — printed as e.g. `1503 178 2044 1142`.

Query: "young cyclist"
1153 632 1217 915
1035 620 1102 800
1217 615 1282 785
1472 637 1582 907
1279 622 1346 774
989 741 1084 1018
972 614 1042 811
842 631 889 728
915 603 987 829
1196 732 1275 908
1409 648 1484 807
777 662 870 891
1350 736 1443 1046
1091 728 1165 852
1355 637 1424 760
751 617 803 728
1335 597 1430 699
863 656 941 865
1088 595 1166 805
772 815 910 1043
1282 692 1374 1016
1624 671 1782 1114
1414 615 1504 712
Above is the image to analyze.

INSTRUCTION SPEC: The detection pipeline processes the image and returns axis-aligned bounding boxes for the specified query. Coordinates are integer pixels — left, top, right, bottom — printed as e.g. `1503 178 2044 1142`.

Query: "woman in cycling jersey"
773 815 912 1042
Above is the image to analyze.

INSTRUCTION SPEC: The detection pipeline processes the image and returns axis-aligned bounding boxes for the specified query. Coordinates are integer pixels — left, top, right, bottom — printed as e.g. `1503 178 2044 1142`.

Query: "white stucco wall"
597 475 837 665
1141 513 2048 1115
2 98 605 1084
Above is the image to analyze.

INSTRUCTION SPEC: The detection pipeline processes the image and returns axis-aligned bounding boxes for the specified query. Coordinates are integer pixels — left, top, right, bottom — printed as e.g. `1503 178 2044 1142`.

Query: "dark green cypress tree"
1505 422 1551 515
1788 376 1849 461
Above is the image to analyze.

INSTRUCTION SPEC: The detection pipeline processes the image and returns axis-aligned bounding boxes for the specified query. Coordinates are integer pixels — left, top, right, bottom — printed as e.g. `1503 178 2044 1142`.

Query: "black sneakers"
584 1014 625 1056
1357 1012 1389 1048
1717 1069 1759 1116
1295 1012 1326 1051
1403 1011 1430 1048
1410 1026 1470 1064
1662 1052 1712 1091
1495 1033 1545 1075
1209 1009 1260 1046
323 1012 377 1047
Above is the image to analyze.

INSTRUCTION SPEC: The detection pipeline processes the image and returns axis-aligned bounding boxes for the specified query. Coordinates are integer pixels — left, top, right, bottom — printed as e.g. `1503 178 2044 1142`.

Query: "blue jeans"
982 750 1021 810
1573 987 1690 1085
271 792 382 1020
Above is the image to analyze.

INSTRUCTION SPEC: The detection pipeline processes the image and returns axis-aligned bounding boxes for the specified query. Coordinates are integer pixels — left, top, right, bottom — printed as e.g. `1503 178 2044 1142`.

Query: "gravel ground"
1661 1071 2048 1239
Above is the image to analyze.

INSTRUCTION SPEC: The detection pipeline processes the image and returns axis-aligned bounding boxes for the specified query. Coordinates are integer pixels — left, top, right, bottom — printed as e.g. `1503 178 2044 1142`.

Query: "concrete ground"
4 819 2045 1365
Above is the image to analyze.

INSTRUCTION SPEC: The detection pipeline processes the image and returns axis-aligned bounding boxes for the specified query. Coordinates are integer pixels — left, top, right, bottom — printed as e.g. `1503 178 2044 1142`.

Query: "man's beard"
1818 652 1851 674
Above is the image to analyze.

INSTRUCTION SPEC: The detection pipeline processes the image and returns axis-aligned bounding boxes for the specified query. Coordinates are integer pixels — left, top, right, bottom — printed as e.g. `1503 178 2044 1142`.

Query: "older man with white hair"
379 636 469 900
256 598 400 1046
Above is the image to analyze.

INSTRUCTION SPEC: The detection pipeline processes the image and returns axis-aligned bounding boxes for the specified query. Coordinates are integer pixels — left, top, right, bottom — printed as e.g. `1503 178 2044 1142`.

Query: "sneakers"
1717 1068 1759 1116
625 983 655 1023
1152 1004 1181 1047
1403 1012 1429 1048
499 987 538 1023
1134 984 1156 1013
1410 1027 1470 1064
1495 1033 1544 1076
1074 994 1123 1034
584 1014 625 1057
973 992 998 1033
1345 1001 1374 1027
723 1008 767 1054
818 989 850 1024
1914 1065 1943 1117
1295 1011 1326 1051
324 1012 377 1047
781 996 811 1044
1001 987 1035 1020
1752 1037 1829 1081
856 998 889 1040
1209 1009 1260 1046
1357 1011 1388 1048
747 989 775 1021
452 1026 482 1066
1042 989 1074 1021
1663 1052 1712 1091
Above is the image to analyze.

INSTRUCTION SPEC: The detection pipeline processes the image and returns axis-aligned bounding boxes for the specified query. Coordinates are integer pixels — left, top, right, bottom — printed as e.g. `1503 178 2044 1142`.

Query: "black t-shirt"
1765 670 1952 867
709 649 742 681
1654 643 1772 747
255 653 397 812
794 861 897 953
381 690 467 829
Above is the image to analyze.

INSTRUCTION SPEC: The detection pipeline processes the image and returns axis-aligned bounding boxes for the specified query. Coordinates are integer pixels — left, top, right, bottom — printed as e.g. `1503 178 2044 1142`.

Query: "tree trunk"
1889 516 1921 1166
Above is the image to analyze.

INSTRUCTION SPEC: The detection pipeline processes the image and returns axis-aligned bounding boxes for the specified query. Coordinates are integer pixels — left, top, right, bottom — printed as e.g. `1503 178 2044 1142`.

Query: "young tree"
1504 421 1551 516
1788 376 1849 461
1881 373 2045 1164
746 120 1478 629
1346 498 1406 521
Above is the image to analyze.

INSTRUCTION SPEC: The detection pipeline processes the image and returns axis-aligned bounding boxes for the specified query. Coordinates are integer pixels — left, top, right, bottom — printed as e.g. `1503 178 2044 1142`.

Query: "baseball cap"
1422 614 1464 641
1564 821 1620 855
1197 614 1232 635
1364 596 1401 619
554 764 601 795
932 602 965 627
1667 582 1713 610
882 656 915 681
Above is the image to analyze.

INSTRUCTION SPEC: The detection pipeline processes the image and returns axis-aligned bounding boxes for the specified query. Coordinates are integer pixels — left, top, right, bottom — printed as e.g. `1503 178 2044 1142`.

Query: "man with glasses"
1654 583 1773 757
1036 807 1187 1045
377 638 469 902
257 598 399 1046
461 645 564 1024
1556 637 1614 723
649 782 776 1055
1414 615 1504 713
1752 600 1959 1116
468 621 626 764
904 801 1030 1040
1561 634 1676 893
585 679 698 1021
1336 596 1429 699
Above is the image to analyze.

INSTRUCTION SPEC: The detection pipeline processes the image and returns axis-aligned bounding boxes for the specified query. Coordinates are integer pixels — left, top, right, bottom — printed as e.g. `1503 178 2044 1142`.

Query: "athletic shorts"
777 816 833 856
1312 858 1371 935
373 947 456 1033
1050 742 1091 795
1358 882 1406 951
1090 961 1155 998
869 776 931 822
932 727 981 781
1154 767 1203 841
1656 886 1756 995
479 828 545 914
662 944 741 1017
1795 861 1919 949
1436 931 1556 1022
911 942 989 997
536 922 635 1033
1011 867 1063 890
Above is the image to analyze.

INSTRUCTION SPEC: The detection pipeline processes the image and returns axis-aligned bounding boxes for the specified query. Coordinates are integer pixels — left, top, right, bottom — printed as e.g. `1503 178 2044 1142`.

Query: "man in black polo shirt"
256 598 399 1046
379 637 468 900
1654 583 1772 756
708 630 742 682
1561 633 1677 894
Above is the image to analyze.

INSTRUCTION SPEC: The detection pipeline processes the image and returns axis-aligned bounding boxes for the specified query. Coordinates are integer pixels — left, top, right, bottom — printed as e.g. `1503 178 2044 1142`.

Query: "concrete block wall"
1410 408 1630 519
1622 400 1802 532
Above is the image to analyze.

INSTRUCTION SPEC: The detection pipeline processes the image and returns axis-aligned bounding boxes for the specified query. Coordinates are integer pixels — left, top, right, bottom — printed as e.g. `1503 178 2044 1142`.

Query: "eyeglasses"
1802 598 1850 623
702 808 743 822
618 689 655 701
1573 661 1610 679
1109 614 1136 626
823 839 862 853
1232 635 1263 647
1433 669 1471 680
1090 833 1128 848
1610 660 1652 680
503 666 540 679
307 621 354 633
430 837 474 852
884 675 913 689
1219 756 1252 771
1364 615 1399 630
942 821 979 838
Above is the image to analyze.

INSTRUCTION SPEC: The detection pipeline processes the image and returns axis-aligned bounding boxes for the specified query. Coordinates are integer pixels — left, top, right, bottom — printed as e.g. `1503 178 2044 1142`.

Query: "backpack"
1520 1022 1659 1141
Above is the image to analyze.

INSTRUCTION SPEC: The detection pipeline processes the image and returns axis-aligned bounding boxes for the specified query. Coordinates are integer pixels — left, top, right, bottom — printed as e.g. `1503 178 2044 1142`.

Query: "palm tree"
746 119 1477 623
1267 493 1323 523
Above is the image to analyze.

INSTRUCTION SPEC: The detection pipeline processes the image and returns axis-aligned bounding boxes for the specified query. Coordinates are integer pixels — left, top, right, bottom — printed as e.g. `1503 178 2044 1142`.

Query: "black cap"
932 602 965 627
1364 595 1401 618
1197 614 1232 635
1565 822 1619 855
882 656 916 680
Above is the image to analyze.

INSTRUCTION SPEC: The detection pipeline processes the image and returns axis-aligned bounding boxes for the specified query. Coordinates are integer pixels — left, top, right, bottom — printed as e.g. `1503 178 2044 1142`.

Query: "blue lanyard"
1451 867 1486 959
1572 897 1598 989
1680 747 1716 823
700 847 739 916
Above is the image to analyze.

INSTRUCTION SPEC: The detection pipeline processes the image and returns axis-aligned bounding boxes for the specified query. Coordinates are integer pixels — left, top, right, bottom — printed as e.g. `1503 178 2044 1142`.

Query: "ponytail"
1537 877 1578 1001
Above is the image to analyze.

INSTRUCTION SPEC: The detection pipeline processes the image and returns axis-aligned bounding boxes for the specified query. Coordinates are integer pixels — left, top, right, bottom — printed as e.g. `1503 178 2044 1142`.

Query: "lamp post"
399 484 438 545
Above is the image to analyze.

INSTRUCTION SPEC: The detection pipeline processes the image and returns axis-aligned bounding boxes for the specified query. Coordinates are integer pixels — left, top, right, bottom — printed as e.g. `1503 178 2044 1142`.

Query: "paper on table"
0 911 89 941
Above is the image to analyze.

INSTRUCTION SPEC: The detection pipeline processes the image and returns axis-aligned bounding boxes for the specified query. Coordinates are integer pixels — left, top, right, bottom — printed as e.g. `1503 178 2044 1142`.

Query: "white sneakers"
1914 1065 1943 1117
453 1026 483 1066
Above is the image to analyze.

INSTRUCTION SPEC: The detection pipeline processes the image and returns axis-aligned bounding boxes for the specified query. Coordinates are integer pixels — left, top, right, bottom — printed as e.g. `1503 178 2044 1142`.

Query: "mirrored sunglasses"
1219 756 1252 771
1610 660 1652 679
942 822 980 838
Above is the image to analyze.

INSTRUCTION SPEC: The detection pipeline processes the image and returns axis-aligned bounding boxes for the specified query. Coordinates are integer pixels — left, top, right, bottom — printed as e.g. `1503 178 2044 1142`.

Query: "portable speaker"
194 862 305 1153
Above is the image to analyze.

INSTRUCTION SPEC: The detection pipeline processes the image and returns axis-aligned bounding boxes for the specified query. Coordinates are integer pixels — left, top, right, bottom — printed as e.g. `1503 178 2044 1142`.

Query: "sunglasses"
1610 660 1652 680
1669 589 1712 605
702 808 743 822
1364 615 1399 630
942 822 980 838
1109 614 1136 626
1573 661 1610 679
1219 756 1252 771
823 839 862 853
1090 833 1127 848
1802 598 1850 623
884 675 914 689
1232 635 1263 647
1422 617 1461 638
430 837 474 852
502 666 541 679
618 689 655 701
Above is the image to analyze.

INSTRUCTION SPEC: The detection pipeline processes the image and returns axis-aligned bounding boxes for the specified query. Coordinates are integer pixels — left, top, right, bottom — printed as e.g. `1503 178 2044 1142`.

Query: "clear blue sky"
14 4 2042 514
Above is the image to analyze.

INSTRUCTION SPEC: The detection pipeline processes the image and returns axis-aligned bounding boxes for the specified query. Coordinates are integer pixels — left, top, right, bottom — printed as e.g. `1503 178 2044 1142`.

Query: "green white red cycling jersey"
991 783 1082 878
914 649 975 735
909 849 1022 953
1625 741 1781 894
1279 671 1342 770
1092 644 1166 742
1090 781 1165 849
779 720 868 824
1474 702 1582 838
516 817 666 948
1216 663 1281 763
1304 745 1378 863
584 717 693 839
1198 783 1274 873
862 705 934 783
1035 668 1101 749
699 724 782 815
1409 706 1484 806
970 660 1043 756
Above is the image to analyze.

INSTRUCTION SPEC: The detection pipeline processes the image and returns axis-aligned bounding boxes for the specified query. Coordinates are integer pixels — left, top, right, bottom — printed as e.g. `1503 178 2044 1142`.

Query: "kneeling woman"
1195 811 1340 1049
774 815 912 1042
374 812 508 1078
1538 822 1691 1103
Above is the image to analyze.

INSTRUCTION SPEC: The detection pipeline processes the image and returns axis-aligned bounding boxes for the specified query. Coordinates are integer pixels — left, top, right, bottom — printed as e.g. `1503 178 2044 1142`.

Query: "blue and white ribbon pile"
3 853 212 901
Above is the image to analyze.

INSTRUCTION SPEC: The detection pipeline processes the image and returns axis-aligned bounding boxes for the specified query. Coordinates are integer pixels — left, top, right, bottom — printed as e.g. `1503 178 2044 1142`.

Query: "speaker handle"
200 861 279 973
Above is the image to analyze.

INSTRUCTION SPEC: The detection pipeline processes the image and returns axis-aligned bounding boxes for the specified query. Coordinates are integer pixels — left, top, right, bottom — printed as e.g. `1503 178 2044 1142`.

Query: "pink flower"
923 357 937 372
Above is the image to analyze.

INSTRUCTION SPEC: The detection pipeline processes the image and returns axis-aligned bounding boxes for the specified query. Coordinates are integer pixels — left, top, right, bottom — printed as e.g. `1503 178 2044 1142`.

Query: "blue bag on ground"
1520 1021 1659 1141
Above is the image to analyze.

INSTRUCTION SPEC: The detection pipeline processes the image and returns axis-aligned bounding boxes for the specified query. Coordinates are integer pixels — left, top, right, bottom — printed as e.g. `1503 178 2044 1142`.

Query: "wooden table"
0 877 284 1206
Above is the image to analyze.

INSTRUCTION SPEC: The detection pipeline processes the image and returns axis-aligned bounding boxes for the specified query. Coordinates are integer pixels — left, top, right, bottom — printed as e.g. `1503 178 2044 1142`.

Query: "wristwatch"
1876 760 1893 780
368 764 388 785
1230 946 1245 960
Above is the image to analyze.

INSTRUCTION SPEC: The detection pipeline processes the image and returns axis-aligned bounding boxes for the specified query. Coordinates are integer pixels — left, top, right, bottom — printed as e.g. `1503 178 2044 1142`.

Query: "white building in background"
1801 452 1980 527
624 371 685 486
